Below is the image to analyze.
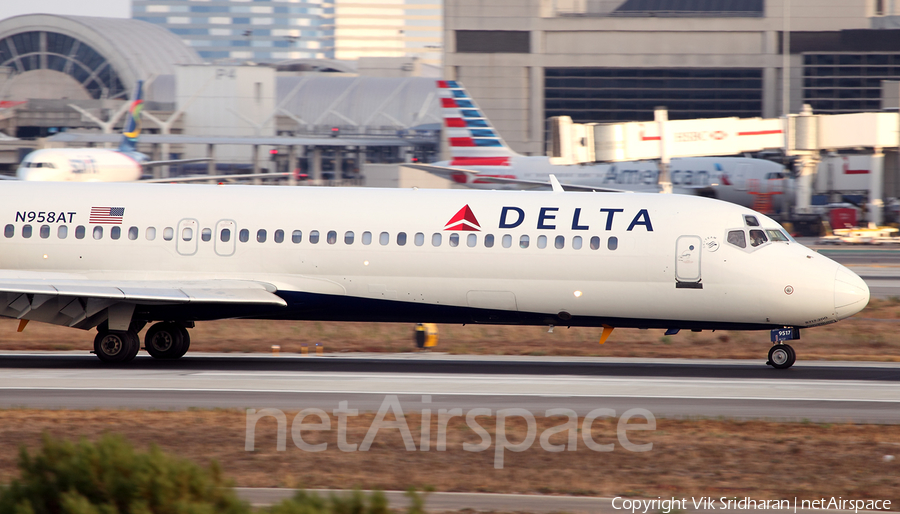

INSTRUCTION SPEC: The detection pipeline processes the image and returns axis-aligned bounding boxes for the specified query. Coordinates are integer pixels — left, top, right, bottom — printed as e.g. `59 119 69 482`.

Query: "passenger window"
75 226 85 239
432 233 442 246
345 231 355 245
327 231 337 244
573 236 582 250
727 230 746 248
274 229 284 243
310 230 319 244
608 236 618 250
502 234 512 248
749 229 768 247
291 230 302 243
449 233 459 247
257 229 267 243
555 235 565 249
467 233 477 247
537 235 547 249
40 225 50 239
744 215 760 227
146 227 156 241
163 227 174 241
484 234 494 248
3 224 12 238
519 235 530 249
362 231 372 245
766 229 789 242
590 236 600 250
202 228 213 242
58 225 68 239
379 232 389 245
414 232 424 246
22 224 32 238
239 229 249 243
182 227 192 241
397 232 407 246
93 226 103 240
111 226 121 240
221 228 231 242
128 227 138 240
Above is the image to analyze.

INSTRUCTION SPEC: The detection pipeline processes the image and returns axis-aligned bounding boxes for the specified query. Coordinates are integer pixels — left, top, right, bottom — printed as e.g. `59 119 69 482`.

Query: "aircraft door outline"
176 218 199 256
735 163 749 191
215 219 236 256
675 235 702 288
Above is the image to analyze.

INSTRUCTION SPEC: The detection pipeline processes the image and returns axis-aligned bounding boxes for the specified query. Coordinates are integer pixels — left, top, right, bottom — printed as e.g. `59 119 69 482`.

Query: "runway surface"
2 353 899 423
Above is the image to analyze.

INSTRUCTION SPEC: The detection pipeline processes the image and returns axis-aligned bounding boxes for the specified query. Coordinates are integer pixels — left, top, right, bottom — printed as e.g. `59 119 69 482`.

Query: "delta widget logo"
444 205 481 231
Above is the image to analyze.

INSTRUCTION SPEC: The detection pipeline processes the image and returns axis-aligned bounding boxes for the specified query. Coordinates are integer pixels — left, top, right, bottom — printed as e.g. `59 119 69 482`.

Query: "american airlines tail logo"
444 205 481 231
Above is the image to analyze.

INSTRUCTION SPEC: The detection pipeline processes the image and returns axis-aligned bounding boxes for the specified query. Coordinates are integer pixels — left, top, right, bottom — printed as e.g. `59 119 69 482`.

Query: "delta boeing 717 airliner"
0 181 868 368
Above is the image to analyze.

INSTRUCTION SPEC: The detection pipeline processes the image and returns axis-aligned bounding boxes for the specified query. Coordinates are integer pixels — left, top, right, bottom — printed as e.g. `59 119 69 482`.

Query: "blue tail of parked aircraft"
118 80 144 153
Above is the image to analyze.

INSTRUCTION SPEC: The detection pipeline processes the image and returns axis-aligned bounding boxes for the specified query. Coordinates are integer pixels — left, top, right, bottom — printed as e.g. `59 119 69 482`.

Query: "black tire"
144 322 184 360
94 330 138 364
173 324 191 359
124 330 141 361
784 344 796 367
768 345 794 370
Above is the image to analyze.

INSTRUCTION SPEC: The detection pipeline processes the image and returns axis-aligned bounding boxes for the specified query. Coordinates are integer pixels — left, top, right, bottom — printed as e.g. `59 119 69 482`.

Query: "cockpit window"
744 215 760 227
766 229 789 242
727 230 746 248
749 229 768 247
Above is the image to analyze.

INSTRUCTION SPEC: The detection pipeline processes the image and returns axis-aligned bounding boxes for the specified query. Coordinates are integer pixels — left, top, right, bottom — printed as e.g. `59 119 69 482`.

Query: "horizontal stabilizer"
403 163 479 179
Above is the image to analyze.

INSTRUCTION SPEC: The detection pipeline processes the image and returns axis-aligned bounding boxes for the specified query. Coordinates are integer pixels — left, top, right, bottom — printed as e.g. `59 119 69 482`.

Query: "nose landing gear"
767 344 796 369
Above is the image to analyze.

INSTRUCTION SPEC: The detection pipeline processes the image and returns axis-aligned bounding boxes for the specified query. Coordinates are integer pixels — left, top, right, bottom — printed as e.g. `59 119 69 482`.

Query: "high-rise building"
132 0 334 62
333 0 442 66
132 0 442 65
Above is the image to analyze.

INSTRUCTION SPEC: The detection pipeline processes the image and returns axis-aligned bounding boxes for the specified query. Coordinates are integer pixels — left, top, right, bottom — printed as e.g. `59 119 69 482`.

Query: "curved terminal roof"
277 76 442 131
0 14 202 100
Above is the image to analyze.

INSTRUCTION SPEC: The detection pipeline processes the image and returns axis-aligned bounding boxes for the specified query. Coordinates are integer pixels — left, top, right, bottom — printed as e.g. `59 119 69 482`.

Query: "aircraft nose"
834 265 869 320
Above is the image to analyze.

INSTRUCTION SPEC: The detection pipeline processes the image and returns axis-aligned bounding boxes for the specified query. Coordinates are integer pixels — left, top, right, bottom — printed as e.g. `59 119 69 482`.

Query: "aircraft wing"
403 163 479 180
473 175 631 192
142 157 212 167
404 163 630 192
140 172 292 183
0 275 286 330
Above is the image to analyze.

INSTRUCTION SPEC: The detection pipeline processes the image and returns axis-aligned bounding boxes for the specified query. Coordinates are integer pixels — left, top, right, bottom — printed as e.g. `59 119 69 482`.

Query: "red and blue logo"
437 80 511 167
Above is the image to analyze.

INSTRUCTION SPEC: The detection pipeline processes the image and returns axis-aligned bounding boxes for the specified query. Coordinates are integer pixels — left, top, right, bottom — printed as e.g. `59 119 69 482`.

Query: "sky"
0 0 130 20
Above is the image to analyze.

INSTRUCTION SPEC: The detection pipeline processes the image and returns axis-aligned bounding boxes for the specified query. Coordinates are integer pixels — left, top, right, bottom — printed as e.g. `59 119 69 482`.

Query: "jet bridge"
550 108 900 225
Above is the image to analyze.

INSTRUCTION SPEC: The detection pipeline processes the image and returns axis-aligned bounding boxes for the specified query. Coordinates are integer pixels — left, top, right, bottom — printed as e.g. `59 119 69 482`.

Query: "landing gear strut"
767 344 796 369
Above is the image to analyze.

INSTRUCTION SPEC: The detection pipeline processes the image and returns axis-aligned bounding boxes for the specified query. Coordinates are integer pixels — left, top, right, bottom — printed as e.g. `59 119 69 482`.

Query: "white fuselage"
16 148 142 182
437 155 793 212
0 182 867 331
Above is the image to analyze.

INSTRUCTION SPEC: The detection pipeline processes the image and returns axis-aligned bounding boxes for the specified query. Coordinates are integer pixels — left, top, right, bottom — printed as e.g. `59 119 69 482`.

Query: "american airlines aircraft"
0 180 867 369
412 80 791 212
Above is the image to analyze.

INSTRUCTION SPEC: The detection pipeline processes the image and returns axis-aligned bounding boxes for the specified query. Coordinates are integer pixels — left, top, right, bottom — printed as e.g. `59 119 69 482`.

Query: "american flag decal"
89 207 125 224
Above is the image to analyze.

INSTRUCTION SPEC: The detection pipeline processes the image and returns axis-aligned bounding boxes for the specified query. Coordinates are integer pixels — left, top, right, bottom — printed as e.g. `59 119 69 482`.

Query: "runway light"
574 290 582 297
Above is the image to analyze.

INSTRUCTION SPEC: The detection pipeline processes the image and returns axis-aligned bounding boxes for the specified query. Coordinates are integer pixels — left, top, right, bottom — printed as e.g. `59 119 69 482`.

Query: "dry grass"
3 299 900 361
0 409 897 507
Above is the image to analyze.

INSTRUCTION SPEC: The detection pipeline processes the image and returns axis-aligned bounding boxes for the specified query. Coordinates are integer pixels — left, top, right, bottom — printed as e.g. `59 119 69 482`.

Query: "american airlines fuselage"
435 155 792 211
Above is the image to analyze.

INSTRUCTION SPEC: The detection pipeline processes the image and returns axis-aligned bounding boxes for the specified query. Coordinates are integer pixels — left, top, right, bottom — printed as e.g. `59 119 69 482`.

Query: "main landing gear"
767 344 796 369
93 321 191 364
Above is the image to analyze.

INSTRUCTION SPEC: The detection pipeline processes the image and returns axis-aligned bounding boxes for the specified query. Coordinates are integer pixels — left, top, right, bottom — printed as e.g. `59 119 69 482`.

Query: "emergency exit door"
675 235 702 287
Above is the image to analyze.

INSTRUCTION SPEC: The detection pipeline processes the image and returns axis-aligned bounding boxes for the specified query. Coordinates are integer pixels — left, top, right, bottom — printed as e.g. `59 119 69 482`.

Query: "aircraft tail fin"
437 80 519 167
118 80 144 153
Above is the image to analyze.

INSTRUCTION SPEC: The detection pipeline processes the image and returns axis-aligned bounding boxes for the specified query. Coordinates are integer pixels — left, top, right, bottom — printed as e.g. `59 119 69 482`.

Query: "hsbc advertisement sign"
592 116 784 162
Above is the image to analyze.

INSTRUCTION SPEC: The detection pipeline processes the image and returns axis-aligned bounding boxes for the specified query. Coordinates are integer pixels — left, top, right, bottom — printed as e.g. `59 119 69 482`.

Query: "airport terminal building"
444 0 900 156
